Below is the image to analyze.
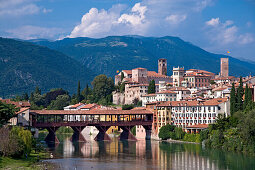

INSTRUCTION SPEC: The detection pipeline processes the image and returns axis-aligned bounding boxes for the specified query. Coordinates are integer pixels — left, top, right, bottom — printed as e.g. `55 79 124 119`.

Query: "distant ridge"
31 35 255 77
0 37 94 97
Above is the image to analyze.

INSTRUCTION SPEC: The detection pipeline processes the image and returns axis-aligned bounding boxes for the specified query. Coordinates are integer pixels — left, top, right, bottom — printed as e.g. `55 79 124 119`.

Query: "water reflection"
41 134 255 170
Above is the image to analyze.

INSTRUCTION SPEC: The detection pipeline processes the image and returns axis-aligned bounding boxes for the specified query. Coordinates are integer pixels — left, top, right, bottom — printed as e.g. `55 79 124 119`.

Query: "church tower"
158 59 167 76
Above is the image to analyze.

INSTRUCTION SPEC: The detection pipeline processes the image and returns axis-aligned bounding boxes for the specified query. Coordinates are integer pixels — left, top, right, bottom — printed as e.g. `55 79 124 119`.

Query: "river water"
40 134 255 170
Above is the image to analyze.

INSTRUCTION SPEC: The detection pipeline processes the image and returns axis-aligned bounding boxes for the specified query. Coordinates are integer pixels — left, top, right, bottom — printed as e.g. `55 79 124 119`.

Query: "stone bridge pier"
45 127 59 143
94 126 112 141
119 126 137 141
143 125 152 140
70 126 86 142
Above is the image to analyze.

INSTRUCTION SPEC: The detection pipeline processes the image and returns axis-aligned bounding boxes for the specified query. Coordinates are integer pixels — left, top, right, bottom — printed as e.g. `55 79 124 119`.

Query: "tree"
121 72 124 81
122 104 134 110
44 88 68 107
230 83 236 116
77 80 81 102
158 124 175 140
148 79 156 94
0 101 18 127
236 77 244 111
47 94 70 110
92 74 114 103
82 84 92 100
34 86 41 95
244 84 249 109
22 93 29 101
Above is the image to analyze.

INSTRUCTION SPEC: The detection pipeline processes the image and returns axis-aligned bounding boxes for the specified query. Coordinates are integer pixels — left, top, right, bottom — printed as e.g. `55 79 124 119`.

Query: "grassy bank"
0 151 57 170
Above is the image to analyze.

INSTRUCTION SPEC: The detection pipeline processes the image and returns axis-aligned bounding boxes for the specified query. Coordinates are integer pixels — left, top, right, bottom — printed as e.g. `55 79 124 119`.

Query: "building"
0 99 31 126
172 67 185 87
152 98 230 135
220 58 229 77
158 58 167 76
141 90 177 106
113 59 172 105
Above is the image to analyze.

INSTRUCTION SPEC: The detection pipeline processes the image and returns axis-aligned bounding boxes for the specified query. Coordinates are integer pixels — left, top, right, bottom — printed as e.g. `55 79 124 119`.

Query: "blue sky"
0 0 255 61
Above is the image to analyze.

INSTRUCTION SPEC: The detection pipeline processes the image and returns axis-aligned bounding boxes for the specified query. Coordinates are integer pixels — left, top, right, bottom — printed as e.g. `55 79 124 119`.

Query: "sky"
0 0 255 61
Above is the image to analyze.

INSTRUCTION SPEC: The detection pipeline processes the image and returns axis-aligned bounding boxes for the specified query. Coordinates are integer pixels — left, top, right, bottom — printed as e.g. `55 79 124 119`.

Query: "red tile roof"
157 98 228 107
69 103 84 108
157 90 177 94
122 70 132 75
148 71 170 78
16 107 30 114
0 99 30 108
30 109 153 115
186 124 209 129
80 103 99 109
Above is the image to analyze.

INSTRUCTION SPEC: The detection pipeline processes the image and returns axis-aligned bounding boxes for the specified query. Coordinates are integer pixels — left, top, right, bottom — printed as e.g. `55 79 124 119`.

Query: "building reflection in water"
55 137 225 170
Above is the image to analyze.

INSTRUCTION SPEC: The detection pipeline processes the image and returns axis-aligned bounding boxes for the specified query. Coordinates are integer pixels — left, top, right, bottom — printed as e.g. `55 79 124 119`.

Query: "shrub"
158 124 175 140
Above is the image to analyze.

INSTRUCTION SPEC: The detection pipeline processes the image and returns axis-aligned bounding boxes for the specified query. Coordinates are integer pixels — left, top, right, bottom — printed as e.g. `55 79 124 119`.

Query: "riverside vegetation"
0 101 54 169
159 77 255 154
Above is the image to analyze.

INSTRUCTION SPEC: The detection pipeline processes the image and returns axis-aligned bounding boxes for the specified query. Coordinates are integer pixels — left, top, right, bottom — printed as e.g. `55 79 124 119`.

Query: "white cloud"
42 8 52 13
166 14 187 24
206 17 219 26
118 3 147 25
205 17 254 45
6 25 66 40
68 0 213 38
0 0 51 17
69 3 150 38
0 4 40 16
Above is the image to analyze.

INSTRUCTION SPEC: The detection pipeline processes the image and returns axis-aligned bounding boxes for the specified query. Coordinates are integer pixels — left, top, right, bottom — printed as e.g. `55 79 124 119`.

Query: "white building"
152 98 230 134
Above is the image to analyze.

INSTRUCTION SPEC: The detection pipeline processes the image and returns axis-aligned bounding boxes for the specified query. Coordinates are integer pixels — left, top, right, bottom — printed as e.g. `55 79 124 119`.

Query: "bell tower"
158 59 167 76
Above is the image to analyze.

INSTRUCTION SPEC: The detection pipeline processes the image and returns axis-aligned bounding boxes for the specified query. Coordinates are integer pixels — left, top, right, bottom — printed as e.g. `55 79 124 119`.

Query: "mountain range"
1 35 255 97
31 36 255 77
0 37 93 97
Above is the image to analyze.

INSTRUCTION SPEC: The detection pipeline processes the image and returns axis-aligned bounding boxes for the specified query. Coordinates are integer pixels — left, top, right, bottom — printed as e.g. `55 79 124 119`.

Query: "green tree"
230 83 236 116
82 84 92 100
122 104 134 110
22 93 29 101
34 86 41 95
148 79 156 94
92 74 114 103
121 72 124 81
244 84 249 109
236 77 244 111
47 94 70 110
158 124 175 140
76 80 81 102
0 101 18 127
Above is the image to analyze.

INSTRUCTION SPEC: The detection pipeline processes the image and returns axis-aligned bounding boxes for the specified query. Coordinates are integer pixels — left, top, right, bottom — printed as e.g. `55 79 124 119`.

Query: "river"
40 133 255 170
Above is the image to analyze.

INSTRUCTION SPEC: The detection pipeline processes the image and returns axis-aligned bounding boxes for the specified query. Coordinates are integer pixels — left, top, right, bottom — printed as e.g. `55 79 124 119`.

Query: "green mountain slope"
0 37 93 97
32 36 255 77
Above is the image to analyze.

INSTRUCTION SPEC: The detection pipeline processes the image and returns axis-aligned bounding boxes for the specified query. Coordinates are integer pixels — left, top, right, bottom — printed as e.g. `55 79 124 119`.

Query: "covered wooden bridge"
30 109 153 143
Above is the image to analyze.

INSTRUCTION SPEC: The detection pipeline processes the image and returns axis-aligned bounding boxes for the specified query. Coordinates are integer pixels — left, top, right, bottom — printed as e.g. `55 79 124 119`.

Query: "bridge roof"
30 109 153 115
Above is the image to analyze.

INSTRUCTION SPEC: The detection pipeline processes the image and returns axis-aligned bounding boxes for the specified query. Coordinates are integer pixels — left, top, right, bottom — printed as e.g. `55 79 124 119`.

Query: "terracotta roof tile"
30 109 153 115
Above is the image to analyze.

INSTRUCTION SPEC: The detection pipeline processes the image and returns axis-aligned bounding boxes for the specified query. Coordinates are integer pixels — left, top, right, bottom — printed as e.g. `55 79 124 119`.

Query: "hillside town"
2 57 255 140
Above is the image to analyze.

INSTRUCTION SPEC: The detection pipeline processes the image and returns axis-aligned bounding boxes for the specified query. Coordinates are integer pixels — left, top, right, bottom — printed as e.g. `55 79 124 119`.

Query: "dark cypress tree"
236 77 244 111
244 84 250 109
230 83 236 116
77 80 81 102
22 93 29 101
148 79 156 94
121 72 124 81
34 86 41 95
29 92 34 102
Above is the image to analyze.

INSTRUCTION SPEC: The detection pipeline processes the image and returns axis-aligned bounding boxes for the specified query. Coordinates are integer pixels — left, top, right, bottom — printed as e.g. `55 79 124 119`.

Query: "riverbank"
0 151 58 170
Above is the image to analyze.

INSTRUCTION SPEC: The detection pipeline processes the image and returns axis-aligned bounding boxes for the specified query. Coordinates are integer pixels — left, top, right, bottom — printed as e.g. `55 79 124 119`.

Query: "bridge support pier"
45 127 59 143
70 126 86 142
94 126 112 141
119 126 137 141
143 125 152 140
